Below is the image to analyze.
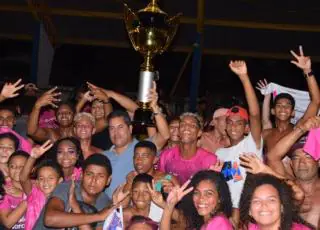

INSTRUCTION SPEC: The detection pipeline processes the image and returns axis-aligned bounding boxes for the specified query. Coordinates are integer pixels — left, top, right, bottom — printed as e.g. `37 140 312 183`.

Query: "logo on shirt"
221 161 243 182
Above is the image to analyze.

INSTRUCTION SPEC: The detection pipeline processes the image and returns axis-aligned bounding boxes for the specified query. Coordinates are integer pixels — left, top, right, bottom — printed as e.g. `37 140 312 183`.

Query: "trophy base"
133 107 154 127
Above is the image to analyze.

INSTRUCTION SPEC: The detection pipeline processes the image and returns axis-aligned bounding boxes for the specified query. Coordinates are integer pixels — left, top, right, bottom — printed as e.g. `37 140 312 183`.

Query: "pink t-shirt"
248 223 311 230
0 127 32 153
158 146 217 184
201 215 233 230
0 193 26 229
25 186 46 230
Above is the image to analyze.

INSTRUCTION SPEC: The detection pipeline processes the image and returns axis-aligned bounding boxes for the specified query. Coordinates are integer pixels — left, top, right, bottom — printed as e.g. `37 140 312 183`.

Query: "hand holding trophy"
124 0 181 126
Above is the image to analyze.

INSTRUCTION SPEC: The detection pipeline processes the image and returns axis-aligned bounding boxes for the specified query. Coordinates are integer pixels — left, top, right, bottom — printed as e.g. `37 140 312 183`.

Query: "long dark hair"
178 170 233 230
239 173 315 230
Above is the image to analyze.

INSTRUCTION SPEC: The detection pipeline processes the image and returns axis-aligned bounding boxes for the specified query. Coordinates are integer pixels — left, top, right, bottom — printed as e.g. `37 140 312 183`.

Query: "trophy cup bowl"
124 0 181 126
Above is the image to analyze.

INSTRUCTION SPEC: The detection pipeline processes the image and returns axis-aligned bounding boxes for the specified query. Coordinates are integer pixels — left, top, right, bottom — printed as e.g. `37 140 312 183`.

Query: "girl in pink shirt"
239 174 313 230
51 137 84 181
160 170 233 230
20 140 64 230
0 151 29 229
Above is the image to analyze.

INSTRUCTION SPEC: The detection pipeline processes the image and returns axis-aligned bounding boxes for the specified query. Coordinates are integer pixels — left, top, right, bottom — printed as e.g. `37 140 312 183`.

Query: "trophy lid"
138 0 167 15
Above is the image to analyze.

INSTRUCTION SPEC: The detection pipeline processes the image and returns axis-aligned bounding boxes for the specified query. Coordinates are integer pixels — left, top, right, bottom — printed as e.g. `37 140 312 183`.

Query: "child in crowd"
125 141 179 194
20 140 63 230
124 174 163 226
49 137 84 181
0 151 29 229
0 133 19 178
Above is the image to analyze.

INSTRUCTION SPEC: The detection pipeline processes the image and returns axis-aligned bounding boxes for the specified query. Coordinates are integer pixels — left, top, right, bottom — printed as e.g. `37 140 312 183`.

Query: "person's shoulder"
160 146 179 156
197 147 216 158
205 215 233 229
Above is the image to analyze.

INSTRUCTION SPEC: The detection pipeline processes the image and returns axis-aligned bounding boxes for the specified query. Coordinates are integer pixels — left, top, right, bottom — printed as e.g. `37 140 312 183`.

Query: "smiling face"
134 147 156 174
132 182 152 210
82 164 110 196
272 98 294 121
250 184 281 229
74 117 95 140
37 166 62 196
291 149 319 181
0 137 16 164
179 116 201 144
56 140 78 169
8 155 27 182
169 120 180 142
0 109 16 128
226 115 247 143
56 104 74 127
193 180 219 221
91 100 105 120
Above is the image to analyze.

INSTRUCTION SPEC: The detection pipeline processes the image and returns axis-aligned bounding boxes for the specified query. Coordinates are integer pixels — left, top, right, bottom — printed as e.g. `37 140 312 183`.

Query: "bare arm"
44 197 111 228
0 201 27 229
20 141 54 195
290 46 320 126
267 116 320 176
160 206 173 230
229 61 262 148
256 79 273 130
27 87 61 142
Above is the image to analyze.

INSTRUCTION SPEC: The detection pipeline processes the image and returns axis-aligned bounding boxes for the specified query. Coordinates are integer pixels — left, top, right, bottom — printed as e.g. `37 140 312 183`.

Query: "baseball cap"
226 106 249 122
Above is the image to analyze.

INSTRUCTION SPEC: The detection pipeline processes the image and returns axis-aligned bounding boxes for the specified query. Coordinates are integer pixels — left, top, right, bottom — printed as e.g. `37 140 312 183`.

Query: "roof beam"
2 33 320 62
1 5 320 32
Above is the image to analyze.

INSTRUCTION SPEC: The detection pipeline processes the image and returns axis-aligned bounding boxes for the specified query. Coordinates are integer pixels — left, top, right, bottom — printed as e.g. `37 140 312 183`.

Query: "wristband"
304 70 314 77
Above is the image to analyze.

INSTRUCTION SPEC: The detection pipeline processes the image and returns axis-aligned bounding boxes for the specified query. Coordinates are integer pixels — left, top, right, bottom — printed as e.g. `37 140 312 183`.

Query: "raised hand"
209 160 224 173
30 140 53 159
166 180 193 209
1 79 25 99
112 184 130 205
239 153 267 174
255 79 270 95
35 87 61 109
147 180 166 208
91 88 109 103
290 46 311 74
148 81 159 111
82 91 94 102
229 60 248 78
68 178 81 212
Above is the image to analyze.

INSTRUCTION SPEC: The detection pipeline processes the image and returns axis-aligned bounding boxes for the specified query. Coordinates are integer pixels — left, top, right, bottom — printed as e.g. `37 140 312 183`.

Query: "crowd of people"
0 46 319 230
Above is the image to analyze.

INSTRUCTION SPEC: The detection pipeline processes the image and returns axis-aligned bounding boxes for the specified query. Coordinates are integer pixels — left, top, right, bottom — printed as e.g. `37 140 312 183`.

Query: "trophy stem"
141 51 154 71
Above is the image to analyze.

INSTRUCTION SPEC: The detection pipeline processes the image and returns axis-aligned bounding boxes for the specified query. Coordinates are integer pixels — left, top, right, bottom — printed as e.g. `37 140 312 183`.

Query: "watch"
304 70 314 77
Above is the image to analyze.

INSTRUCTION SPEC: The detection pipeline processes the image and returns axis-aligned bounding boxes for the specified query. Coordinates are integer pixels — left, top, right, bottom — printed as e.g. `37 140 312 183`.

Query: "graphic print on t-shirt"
221 161 243 182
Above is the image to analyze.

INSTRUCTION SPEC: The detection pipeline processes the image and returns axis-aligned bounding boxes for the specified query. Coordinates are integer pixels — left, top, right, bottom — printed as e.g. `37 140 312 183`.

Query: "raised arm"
148 82 170 150
20 140 54 195
267 116 320 176
291 46 320 126
256 79 273 130
87 82 138 115
75 91 93 113
27 87 61 142
229 61 262 148
0 79 24 103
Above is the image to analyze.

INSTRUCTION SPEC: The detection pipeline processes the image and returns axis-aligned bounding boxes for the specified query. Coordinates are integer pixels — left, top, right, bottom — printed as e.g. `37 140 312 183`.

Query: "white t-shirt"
216 133 263 208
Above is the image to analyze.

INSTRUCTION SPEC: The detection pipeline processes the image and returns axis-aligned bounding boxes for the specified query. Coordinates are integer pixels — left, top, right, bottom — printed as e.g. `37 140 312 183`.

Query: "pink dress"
158 146 217 184
25 186 46 230
0 193 26 230
201 215 233 230
248 223 311 230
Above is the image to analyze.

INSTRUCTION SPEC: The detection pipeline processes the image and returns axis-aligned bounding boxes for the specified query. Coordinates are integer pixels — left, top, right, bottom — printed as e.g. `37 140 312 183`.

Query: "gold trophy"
124 0 181 126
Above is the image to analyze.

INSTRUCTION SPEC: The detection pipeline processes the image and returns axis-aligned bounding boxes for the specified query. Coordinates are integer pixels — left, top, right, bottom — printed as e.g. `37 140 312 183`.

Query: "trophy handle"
124 4 140 51
162 13 182 53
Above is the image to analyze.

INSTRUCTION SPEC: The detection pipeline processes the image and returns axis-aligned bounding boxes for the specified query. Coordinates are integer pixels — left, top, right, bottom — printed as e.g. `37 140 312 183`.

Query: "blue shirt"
103 138 139 197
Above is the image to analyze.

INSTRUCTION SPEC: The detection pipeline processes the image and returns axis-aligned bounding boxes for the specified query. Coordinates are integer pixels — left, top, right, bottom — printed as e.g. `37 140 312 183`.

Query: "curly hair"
239 173 314 230
46 137 84 169
178 170 233 230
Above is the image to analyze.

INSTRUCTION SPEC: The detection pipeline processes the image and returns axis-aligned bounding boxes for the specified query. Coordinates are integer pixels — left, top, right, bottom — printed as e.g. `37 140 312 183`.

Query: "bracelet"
304 70 314 78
